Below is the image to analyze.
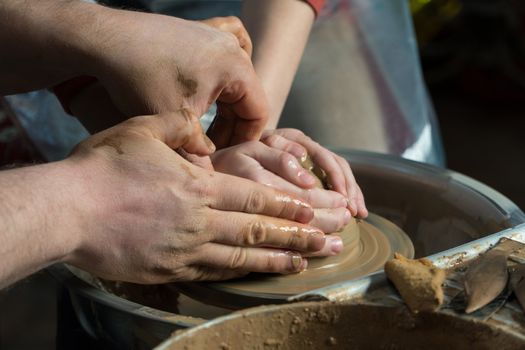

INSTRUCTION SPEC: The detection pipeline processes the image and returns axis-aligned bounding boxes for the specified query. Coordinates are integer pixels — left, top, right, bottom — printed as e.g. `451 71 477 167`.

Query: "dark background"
1 0 524 348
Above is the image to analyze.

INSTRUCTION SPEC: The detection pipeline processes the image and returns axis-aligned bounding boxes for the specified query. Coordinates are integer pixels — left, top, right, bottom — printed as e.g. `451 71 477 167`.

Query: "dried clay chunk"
385 253 446 313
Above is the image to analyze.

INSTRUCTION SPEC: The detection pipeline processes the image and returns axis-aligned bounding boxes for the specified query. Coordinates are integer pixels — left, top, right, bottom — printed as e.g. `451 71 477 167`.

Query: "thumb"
139 109 216 156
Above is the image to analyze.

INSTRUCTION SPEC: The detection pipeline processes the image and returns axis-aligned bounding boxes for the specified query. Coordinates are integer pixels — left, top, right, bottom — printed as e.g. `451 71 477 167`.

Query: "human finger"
208 68 270 148
355 183 368 218
209 173 314 223
206 211 325 252
309 207 352 234
302 235 344 258
274 129 348 197
246 167 348 209
243 141 316 188
261 133 307 159
334 155 367 217
200 16 253 57
195 244 308 273
307 146 348 198
124 110 215 156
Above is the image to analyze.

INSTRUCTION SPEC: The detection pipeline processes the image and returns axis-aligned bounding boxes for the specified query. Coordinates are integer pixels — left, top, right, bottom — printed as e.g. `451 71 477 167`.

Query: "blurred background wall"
412 0 525 209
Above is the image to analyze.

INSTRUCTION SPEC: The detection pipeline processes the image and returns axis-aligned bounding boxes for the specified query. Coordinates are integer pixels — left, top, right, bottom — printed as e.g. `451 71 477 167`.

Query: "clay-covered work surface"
180 213 414 308
163 302 525 350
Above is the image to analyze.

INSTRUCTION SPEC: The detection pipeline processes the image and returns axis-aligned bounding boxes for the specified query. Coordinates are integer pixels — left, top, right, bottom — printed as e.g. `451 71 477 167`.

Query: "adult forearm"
0 0 109 94
0 162 81 288
242 0 315 128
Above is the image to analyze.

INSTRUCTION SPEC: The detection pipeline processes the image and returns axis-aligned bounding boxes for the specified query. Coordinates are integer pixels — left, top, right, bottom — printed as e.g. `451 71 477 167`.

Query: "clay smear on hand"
177 68 198 97
385 253 446 313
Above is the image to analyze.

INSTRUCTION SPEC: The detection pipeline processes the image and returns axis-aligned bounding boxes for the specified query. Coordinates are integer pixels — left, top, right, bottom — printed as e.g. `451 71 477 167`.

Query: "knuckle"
332 193 344 207
228 247 248 269
292 129 305 138
304 190 314 205
190 267 215 281
150 260 184 280
243 221 267 246
221 31 241 52
192 180 215 198
265 256 280 272
250 172 266 185
185 181 216 207
226 15 243 28
245 140 260 150
279 152 295 170
263 134 281 147
337 213 346 230
338 155 349 167
245 190 266 213
285 231 303 249
285 128 305 139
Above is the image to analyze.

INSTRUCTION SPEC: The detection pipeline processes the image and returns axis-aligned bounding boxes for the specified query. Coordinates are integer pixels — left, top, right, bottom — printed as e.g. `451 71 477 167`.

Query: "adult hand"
69 16 258 139
211 140 351 235
2 1 268 148
65 112 338 284
262 129 368 218
92 10 268 148
200 16 253 57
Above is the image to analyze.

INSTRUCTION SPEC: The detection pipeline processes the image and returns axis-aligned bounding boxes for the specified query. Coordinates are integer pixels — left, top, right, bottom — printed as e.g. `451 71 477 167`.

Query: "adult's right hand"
65 111 328 284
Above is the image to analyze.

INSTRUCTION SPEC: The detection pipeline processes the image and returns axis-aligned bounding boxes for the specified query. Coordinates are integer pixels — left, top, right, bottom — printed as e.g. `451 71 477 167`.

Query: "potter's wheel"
179 212 414 308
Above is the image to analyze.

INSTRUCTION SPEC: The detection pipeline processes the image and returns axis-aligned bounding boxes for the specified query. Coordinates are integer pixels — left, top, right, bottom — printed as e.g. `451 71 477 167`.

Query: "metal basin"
157 301 525 350
49 151 525 349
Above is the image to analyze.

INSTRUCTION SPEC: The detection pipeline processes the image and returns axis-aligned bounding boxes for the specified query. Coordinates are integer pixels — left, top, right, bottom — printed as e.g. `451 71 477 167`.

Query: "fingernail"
300 258 308 271
329 236 343 254
291 254 303 271
344 209 352 225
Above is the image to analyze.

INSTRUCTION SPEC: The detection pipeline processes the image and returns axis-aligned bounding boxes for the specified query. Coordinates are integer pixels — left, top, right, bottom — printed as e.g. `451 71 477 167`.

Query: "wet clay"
165 302 525 350
385 253 446 313
300 154 329 189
